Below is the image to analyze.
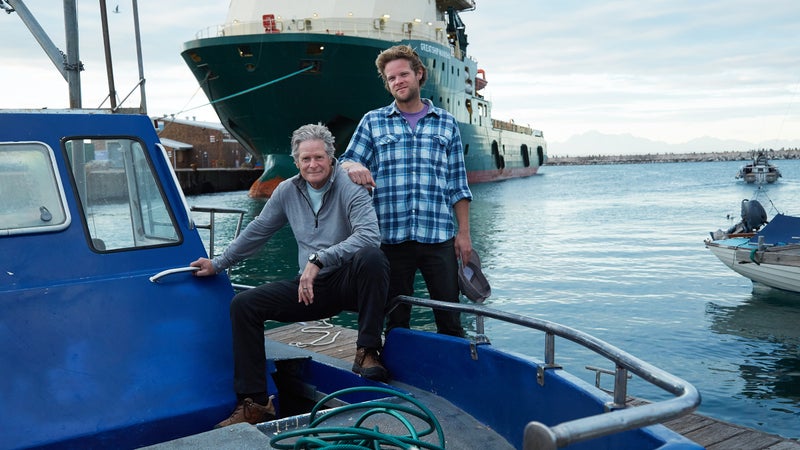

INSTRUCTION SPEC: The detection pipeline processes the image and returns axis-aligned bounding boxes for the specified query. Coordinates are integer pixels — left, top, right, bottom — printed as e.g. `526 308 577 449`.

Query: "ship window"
0 142 71 236
238 45 253 57
64 137 180 252
464 143 469 156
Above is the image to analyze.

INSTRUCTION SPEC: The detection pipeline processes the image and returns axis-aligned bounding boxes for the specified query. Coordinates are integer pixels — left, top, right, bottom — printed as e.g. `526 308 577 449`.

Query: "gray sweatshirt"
211 162 380 275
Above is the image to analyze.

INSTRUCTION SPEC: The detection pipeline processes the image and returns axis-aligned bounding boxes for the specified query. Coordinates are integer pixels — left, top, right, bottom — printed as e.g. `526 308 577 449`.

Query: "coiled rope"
269 386 446 450
288 319 342 348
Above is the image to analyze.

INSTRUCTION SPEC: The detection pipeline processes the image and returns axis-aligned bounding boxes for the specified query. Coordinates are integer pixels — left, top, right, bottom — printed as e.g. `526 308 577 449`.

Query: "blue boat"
1 2 702 449
0 112 702 449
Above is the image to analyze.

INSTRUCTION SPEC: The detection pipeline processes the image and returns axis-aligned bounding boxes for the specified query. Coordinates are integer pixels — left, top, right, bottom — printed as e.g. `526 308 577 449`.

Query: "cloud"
2 0 799 154
1 0 226 119
464 0 800 150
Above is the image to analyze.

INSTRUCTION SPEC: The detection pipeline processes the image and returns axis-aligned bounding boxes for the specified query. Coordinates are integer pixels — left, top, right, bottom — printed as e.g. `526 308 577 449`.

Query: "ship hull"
182 33 546 197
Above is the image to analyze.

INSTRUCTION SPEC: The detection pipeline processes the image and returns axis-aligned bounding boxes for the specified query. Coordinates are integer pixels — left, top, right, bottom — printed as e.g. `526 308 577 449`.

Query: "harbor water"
188 159 800 440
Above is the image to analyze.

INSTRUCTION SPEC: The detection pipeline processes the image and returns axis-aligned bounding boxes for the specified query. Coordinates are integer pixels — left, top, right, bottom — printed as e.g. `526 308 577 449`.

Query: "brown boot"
214 397 275 429
352 347 389 382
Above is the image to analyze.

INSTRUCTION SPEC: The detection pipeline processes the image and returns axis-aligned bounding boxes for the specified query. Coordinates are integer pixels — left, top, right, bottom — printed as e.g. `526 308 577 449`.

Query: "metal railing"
190 206 246 259
394 296 700 450
195 17 451 46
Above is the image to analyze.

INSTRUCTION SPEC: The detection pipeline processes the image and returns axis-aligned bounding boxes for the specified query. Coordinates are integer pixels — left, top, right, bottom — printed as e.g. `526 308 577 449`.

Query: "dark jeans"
382 239 464 337
230 246 389 395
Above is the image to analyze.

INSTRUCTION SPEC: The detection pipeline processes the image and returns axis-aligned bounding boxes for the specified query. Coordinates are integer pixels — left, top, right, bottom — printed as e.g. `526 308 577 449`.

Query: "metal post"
131 0 147 114
612 365 629 410
7 0 83 106
544 332 555 366
98 0 117 110
63 0 81 107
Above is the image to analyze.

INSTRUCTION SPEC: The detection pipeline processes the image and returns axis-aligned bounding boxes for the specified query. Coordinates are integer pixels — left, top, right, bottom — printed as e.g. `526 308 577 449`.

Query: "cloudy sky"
2 1 799 154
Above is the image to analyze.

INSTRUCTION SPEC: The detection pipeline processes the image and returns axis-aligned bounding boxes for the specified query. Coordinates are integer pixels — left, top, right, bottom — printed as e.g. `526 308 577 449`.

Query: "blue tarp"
751 213 800 244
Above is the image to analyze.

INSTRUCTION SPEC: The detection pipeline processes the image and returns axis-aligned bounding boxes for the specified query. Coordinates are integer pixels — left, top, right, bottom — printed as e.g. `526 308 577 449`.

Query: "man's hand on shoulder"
342 161 376 189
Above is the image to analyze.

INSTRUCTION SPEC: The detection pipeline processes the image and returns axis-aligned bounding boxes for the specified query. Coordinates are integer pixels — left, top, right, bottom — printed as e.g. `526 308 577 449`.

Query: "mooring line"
167 64 314 117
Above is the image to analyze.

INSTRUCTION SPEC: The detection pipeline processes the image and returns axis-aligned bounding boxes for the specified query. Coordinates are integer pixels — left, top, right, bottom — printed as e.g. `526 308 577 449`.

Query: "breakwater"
548 149 800 165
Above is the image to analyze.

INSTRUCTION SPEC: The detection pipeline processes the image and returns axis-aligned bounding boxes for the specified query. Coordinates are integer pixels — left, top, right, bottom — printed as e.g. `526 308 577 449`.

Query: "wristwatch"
308 252 323 269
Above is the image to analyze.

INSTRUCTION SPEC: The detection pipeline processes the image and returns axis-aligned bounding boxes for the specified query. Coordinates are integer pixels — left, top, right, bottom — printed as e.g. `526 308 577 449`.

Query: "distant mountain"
550 131 800 156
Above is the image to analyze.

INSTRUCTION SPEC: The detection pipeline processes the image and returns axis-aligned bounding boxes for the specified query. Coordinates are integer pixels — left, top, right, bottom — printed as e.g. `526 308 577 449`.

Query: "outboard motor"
741 199 768 232
724 199 768 236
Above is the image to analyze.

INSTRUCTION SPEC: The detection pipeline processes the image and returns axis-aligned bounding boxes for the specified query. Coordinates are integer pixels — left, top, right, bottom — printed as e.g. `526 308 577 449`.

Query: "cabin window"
0 143 71 235
64 137 180 251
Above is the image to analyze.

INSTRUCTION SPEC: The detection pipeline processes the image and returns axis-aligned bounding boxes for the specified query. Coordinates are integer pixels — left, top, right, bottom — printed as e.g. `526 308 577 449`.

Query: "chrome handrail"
190 206 246 258
394 296 701 450
218 284 700 448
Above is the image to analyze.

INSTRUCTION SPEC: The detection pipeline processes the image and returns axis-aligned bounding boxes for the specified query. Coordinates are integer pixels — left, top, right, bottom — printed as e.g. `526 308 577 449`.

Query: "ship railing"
492 118 535 135
194 17 453 47
392 296 700 450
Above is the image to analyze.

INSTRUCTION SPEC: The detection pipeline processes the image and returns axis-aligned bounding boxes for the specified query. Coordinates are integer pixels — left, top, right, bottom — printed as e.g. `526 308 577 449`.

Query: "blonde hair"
375 45 427 91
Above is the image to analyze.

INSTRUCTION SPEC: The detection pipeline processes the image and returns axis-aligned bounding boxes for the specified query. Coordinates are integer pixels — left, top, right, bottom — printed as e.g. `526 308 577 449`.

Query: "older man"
192 124 390 428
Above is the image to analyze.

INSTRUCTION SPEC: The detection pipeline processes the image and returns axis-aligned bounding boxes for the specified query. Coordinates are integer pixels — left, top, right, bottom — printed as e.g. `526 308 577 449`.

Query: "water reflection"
707 292 800 406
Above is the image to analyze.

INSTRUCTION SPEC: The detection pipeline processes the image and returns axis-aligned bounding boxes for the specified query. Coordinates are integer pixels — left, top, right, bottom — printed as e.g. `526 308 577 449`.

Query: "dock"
265 322 800 450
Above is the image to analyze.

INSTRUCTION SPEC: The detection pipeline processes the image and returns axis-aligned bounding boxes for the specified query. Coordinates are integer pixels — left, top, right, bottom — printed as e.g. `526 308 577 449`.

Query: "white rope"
288 319 341 348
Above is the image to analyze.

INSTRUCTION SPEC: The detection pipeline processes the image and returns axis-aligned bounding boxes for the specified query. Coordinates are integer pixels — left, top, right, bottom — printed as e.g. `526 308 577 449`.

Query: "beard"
392 84 419 103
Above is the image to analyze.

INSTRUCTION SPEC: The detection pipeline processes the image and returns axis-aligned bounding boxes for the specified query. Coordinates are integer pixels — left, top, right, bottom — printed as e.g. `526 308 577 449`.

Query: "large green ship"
181 0 547 197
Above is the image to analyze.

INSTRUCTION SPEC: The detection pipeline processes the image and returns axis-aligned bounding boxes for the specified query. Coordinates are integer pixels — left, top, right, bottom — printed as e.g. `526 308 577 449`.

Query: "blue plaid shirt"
342 99 472 244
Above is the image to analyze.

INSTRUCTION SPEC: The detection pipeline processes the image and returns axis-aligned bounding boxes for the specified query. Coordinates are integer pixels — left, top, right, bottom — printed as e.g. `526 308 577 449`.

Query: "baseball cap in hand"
458 250 491 303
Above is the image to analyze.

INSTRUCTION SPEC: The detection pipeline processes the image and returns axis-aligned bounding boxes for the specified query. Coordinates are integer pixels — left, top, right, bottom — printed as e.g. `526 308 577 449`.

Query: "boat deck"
265 322 800 450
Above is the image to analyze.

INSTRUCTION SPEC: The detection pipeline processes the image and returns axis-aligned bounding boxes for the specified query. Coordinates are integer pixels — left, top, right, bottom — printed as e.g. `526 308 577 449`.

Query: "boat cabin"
1 110 237 448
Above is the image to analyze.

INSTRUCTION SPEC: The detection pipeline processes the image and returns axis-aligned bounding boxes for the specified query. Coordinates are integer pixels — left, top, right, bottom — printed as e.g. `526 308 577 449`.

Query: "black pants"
382 239 464 337
230 246 389 395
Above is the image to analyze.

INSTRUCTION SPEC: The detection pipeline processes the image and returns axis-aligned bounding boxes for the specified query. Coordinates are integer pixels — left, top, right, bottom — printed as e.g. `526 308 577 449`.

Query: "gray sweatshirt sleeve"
211 194 288 273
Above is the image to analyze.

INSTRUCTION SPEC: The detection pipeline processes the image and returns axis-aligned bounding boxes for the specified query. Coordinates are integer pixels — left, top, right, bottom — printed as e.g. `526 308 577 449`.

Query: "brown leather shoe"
214 397 275 429
352 347 389 382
